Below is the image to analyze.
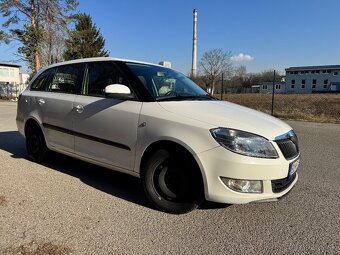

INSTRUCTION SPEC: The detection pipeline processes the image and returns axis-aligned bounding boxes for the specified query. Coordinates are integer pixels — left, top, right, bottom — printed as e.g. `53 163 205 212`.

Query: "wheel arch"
24 118 49 149
24 117 50 162
24 117 43 137
139 140 207 199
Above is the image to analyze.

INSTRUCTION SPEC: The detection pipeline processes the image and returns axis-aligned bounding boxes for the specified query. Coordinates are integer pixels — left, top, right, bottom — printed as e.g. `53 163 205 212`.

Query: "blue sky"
1 0 340 75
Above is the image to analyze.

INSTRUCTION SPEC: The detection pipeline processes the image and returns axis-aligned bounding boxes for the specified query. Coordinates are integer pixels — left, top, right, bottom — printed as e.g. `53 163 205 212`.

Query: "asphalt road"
0 101 339 254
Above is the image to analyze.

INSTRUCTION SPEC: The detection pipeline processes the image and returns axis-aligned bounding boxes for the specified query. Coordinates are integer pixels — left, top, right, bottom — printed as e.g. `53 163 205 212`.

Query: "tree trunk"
31 0 42 72
211 80 215 95
35 51 41 72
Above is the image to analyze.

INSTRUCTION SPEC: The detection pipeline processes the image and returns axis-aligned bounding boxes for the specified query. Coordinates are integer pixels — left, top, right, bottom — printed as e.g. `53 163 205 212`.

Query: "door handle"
75 104 84 113
38 98 45 105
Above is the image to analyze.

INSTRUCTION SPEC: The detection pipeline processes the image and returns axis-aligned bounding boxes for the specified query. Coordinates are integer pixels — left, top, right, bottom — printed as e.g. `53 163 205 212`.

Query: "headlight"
210 128 278 158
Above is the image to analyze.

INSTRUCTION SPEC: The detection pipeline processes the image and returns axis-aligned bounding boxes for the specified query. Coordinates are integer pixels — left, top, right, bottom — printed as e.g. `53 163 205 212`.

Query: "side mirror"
104 84 134 100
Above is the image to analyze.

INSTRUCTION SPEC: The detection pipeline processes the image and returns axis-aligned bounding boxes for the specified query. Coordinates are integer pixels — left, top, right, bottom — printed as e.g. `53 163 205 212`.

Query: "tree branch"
12 0 32 19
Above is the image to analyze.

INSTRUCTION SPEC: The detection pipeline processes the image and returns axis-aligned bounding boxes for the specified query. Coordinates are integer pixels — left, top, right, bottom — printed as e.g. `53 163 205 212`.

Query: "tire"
141 149 203 214
26 125 49 162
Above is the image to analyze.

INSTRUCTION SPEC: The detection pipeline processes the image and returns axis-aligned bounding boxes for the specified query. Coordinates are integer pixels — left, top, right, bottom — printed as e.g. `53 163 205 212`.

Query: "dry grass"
221 93 340 124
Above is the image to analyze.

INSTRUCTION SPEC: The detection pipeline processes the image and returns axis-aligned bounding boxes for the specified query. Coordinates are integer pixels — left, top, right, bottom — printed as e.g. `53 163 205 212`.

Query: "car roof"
41 57 168 71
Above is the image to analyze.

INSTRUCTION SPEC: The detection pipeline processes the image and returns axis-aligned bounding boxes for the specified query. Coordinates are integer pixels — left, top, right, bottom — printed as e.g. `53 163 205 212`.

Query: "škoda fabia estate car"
16 58 300 214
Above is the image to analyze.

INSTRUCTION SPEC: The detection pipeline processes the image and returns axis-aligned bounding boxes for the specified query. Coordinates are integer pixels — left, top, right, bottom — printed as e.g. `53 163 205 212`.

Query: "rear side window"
85 61 129 97
30 69 54 91
47 64 82 94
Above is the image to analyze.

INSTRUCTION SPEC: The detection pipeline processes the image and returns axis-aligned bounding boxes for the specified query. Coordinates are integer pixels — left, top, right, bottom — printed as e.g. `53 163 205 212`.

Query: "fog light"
221 178 263 193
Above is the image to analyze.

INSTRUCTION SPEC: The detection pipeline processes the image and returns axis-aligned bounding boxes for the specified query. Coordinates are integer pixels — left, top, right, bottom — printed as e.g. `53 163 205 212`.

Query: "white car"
16 57 299 214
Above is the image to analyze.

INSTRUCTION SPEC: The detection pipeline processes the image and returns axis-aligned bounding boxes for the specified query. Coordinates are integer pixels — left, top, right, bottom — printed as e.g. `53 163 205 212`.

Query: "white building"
20 73 30 85
159 61 172 68
259 82 287 93
0 63 29 98
0 63 21 85
285 65 340 93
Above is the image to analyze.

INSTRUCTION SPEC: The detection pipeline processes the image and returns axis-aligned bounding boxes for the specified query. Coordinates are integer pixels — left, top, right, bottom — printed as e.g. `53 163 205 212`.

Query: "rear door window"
30 68 54 91
47 64 83 94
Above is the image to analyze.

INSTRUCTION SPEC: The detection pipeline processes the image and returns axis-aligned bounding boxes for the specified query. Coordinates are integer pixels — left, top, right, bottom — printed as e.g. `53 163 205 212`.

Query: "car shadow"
44 152 152 209
0 130 27 159
0 130 231 212
199 201 231 210
0 130 151 209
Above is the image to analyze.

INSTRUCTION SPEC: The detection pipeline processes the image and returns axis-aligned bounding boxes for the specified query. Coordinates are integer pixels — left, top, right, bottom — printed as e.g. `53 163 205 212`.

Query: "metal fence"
209 71 340 124
0 83 27 100
215 88 340 124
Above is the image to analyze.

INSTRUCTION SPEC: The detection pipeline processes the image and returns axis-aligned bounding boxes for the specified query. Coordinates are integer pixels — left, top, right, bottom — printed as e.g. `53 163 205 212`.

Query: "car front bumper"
195 146 299 204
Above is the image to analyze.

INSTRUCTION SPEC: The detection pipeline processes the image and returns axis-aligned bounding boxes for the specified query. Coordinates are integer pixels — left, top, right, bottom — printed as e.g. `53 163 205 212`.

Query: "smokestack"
191 8 198 78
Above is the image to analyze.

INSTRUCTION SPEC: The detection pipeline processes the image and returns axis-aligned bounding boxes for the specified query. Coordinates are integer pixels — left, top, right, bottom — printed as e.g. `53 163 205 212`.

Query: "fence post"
271 70 276 116
6 82 9 99
220 73 224 100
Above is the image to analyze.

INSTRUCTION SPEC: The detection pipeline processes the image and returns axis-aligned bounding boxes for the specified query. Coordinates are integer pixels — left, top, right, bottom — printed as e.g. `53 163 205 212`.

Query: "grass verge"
222 93 340 124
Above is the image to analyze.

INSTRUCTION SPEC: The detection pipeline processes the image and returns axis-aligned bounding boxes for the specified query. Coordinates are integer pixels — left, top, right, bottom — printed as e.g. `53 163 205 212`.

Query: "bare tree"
199 49 233 95
190 75 210 91
0 0 78 72
234 65 247 79
258 69 282 82
40 19 70 66
229 65 246 88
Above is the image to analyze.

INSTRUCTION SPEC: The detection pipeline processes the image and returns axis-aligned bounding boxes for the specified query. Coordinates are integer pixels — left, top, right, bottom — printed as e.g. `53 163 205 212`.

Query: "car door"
73 61 142 171
26 68 55 129
42 63 84 153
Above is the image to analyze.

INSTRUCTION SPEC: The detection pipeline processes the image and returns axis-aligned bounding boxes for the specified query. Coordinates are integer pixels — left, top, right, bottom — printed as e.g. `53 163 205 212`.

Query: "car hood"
158 100 292 140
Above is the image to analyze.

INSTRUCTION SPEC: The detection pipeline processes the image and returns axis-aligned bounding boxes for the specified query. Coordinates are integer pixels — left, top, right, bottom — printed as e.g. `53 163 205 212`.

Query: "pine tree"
64 13 109 60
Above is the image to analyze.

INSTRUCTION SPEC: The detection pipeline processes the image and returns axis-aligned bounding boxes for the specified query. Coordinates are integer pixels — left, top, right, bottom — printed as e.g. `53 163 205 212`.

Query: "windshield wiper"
156 94 216 101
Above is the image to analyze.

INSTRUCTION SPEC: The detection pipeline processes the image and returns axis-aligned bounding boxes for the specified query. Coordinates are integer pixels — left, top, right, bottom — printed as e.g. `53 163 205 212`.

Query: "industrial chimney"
191 8 198 78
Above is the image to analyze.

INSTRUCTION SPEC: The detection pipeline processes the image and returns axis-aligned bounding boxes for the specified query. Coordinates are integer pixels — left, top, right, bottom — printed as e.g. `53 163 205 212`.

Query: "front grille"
276 135 299 160
271 173 296 193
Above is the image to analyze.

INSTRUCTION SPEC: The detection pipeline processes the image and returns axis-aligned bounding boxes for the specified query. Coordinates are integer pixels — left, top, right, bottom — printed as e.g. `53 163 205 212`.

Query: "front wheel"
26 125 49 162
141 149 203 214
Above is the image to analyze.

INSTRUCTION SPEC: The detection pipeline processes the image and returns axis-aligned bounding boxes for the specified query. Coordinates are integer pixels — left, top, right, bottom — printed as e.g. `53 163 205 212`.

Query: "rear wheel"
26 125 49 162
141 149 203 214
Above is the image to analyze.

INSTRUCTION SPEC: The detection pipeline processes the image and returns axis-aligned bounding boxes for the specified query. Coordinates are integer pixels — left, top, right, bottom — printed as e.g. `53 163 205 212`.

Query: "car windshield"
126 63 212 101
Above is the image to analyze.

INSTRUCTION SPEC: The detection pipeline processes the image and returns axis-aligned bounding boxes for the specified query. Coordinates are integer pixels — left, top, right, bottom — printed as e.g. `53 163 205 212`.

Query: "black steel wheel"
142 149 203 214
26 125 49 162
